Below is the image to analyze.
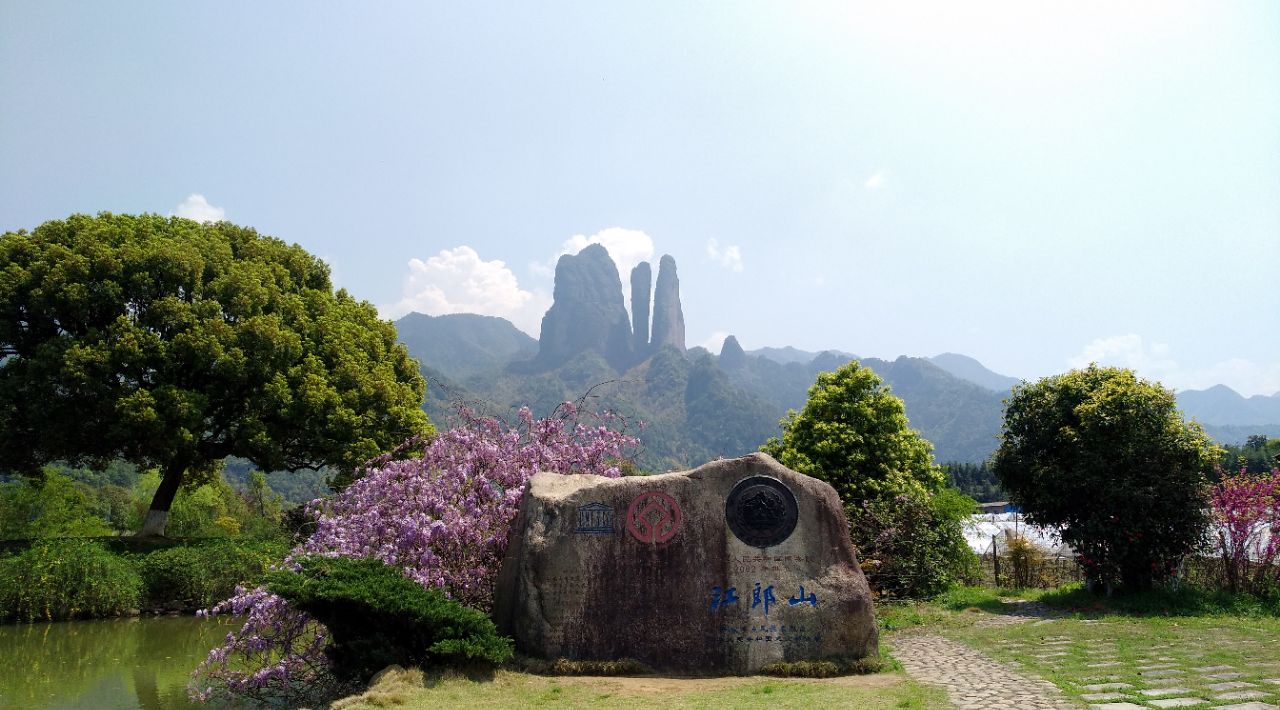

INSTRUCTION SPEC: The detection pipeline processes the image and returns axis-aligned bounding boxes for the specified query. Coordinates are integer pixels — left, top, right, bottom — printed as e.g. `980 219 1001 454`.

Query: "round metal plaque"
725 475 798 548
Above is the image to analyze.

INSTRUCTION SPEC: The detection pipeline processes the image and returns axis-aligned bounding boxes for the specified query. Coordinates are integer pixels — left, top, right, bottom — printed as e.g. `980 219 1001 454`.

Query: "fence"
1180 554 1279 593
976 533 1084 588
975 546 1277 592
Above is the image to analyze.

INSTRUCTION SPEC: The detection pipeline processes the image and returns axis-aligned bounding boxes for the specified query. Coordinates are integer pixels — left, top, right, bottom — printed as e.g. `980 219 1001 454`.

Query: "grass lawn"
329 585 1280 709
328 666 949 709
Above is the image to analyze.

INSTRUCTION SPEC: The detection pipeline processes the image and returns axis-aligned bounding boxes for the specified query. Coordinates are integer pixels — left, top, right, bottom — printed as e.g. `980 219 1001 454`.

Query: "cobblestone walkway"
891 632 1077 710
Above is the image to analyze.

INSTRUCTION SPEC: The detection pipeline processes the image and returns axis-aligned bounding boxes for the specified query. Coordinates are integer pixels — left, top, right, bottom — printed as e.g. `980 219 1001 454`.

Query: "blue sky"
2 2 1277 395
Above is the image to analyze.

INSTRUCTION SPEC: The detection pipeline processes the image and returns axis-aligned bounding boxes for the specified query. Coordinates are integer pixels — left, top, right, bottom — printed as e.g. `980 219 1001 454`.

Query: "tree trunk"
139 460 186 536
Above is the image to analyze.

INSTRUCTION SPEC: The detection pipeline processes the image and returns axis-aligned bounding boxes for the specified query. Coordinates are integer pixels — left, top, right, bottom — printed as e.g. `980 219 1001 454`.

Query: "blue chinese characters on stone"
751 582 777 617
788 584 817 607
709 585 740 611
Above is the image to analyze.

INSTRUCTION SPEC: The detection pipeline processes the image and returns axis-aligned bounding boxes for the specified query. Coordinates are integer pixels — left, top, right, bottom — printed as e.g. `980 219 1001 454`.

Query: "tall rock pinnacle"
533 244 633 369
630 262 652 352
649 254 685 353
719 335 746 369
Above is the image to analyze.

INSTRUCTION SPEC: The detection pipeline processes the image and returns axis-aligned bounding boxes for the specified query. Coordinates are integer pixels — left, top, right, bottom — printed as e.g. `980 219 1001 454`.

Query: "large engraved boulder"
492 453 878 675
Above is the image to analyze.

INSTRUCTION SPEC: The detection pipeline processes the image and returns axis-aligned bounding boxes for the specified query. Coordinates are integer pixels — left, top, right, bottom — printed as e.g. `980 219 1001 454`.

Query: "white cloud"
699 330 733 352
1067 334 1177 374
705 238 744 272
532 227 657 315
382 246 550 335
171 194 226 223
864 171 886 190
1067 334 1280 397
553 227 656 280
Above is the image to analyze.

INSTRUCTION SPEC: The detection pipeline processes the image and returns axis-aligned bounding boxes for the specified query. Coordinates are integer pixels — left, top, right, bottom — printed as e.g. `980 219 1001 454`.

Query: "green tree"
762 360 943 502
990 365 1221 592
762 361 975 596
942 461 1006 503
0 213 431 535
1220 435 1280 475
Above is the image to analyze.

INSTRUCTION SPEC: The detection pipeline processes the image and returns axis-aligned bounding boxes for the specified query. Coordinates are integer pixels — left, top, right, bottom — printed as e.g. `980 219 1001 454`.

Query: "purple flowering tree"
1210 466 1280 594
190 402 638 704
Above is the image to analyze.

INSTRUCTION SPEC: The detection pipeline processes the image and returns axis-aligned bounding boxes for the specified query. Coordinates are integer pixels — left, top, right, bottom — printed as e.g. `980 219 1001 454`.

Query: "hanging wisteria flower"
189 403 638 704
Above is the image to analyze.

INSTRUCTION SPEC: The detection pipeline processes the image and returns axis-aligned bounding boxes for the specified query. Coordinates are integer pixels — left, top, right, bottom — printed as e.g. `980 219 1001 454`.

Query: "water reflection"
0 616 238 709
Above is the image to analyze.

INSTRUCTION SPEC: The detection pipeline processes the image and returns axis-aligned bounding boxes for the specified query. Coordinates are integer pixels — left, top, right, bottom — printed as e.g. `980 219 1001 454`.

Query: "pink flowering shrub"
189 403 638 704
1210 466 1280 595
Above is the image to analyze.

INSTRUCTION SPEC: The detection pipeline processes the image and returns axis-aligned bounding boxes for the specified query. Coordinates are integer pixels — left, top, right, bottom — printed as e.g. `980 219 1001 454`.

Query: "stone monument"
492 453 878 675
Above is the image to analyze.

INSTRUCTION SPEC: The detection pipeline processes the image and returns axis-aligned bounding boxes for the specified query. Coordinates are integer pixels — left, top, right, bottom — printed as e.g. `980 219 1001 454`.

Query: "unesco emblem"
725 476 798 549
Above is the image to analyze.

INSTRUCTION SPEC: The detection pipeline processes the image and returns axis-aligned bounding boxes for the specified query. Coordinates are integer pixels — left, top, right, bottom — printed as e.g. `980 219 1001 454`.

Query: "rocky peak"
650 254 685 353
533 244 633 370
630 262 652 353
719 335 746 370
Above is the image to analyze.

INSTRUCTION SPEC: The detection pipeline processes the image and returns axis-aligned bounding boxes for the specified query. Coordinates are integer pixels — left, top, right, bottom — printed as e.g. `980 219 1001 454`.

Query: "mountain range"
395 247 1280 470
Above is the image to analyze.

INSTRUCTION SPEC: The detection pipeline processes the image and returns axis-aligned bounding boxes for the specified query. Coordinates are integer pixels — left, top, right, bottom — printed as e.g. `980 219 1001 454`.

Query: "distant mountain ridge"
394 312 536 378
1176 384 1280 426
748 346 857 366
394 247 1279 465
928 353 1022 393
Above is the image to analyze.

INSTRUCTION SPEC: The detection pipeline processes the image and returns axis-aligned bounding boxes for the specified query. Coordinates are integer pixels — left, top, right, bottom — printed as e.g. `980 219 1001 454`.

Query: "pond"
0 616 240 709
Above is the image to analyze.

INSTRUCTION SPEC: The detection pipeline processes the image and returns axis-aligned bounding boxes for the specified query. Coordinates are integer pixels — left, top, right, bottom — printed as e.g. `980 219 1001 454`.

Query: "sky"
2 2 1277 395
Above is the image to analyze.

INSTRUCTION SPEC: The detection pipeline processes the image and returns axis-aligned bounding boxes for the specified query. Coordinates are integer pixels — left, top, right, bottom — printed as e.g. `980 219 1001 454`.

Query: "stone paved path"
891 633 1077 709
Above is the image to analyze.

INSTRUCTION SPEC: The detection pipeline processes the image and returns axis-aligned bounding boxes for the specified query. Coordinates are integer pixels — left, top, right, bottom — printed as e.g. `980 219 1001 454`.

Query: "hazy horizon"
2 2 1276 395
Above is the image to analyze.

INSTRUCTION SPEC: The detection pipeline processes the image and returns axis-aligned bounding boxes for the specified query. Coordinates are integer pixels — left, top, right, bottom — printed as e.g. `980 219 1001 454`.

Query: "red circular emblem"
625 491 683 543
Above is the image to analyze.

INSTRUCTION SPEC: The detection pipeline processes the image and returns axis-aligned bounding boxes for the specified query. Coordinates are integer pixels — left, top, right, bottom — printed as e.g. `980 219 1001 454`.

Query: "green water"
0 616 240 709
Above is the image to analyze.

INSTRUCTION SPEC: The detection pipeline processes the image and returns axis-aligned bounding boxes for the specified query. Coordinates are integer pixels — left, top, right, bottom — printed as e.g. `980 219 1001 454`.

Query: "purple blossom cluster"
1210 466 1280 594
189 403 638 704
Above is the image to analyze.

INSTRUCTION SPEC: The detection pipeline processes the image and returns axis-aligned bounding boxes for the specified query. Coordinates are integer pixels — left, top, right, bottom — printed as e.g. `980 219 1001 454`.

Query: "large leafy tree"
0 213 431 535
762 360 944 502
991 365 1221 591
762 360 974 596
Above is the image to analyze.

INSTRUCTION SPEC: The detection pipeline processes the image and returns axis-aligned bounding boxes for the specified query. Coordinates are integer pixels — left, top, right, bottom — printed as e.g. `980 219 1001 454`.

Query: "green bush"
0 540 142 622
0 471 113 539
848 487 979 599
139 538 288 609
266 556 513 683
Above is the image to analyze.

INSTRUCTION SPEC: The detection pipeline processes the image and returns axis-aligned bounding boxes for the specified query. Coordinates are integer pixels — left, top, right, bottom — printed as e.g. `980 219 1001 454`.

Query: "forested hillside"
398 318 1005 468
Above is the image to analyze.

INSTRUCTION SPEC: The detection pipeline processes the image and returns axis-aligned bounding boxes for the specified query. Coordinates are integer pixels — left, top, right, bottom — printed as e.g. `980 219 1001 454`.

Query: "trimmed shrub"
265 556 513 684
0 540 142 622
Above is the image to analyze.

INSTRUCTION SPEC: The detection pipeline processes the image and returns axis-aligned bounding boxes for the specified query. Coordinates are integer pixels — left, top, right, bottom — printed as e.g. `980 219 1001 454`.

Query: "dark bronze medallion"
725 475 798 548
